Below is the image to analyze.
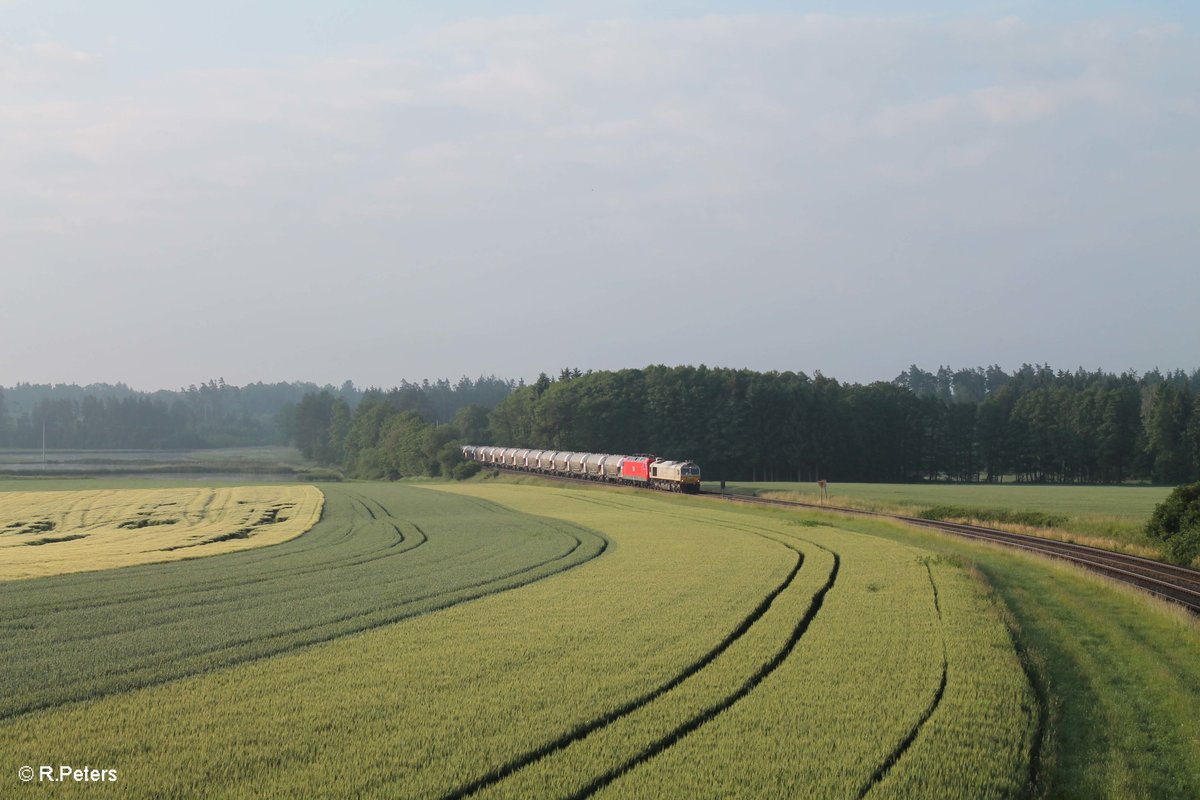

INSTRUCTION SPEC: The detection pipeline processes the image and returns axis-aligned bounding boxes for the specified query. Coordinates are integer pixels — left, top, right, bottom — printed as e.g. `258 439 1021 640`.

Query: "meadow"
712 481 1173 556
1 479 1195 798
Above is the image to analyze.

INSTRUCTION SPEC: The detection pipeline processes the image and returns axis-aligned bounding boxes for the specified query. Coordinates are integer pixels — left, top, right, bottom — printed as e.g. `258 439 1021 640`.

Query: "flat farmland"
711 481 1170 518
713 481 1172 555
1 480 1196 798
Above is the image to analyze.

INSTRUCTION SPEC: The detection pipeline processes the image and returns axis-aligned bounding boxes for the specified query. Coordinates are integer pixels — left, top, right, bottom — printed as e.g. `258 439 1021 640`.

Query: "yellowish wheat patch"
0 485 323 579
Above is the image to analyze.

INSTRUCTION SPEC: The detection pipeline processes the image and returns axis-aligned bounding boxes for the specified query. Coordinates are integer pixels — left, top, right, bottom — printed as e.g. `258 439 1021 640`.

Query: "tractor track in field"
489 471 1056 797
856 562 948 798
591 493 953 800
568 548 840 799
0 489 608 722
0 491 422 619
485 468 1200 613
441 498 840 800
0 490 514 624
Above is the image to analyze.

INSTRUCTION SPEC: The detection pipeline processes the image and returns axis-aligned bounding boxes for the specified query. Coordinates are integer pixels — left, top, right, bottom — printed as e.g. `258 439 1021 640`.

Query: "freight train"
461 445 702 493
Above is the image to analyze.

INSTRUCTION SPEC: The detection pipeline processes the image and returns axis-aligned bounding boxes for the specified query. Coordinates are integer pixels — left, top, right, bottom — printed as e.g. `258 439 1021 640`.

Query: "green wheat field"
1 479 1196 798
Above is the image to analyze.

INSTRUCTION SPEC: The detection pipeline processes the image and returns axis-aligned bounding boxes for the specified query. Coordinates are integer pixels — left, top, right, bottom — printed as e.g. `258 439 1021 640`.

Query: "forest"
4 365 1199 486
288 364 1200 485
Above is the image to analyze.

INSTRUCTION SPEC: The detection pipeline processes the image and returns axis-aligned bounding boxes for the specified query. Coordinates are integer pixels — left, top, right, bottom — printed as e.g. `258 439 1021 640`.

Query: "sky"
2 1 1197 390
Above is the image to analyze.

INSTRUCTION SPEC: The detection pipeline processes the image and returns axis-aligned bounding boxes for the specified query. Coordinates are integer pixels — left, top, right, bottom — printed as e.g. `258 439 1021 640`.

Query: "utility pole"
42 417 46 470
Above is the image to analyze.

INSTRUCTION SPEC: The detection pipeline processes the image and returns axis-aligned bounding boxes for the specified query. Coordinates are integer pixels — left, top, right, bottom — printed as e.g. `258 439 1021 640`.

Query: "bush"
1165 530 1200 566
296 467 344 482
437 443 465 478
1146 481 1200 565
452 461 482 481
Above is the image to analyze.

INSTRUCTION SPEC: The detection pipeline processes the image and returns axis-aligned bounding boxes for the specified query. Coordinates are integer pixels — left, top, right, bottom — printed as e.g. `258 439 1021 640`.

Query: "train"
461 445 702 493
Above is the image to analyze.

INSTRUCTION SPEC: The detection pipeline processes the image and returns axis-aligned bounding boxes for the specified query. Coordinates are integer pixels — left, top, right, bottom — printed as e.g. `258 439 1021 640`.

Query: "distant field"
0 445 318 478
709 481 1170 518
710 481 1172 555
0 485 323 579
0 476 319 494
0 445 306 465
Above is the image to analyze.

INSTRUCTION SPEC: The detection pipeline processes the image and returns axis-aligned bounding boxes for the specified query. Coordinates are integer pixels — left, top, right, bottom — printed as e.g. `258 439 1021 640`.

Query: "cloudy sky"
3 1 1197 390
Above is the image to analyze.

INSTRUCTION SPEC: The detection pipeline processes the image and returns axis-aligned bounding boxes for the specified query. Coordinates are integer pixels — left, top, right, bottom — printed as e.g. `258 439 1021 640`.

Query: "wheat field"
0 485 323 579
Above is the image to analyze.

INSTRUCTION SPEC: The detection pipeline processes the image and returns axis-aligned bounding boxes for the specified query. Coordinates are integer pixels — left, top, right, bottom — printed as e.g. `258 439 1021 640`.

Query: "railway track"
700 490 1200 614
480 466 1200 613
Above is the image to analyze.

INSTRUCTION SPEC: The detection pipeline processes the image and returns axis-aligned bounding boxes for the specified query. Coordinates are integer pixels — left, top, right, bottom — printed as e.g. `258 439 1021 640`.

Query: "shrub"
452 461 482 481
1165 530 1200 566
1146 481 1200 565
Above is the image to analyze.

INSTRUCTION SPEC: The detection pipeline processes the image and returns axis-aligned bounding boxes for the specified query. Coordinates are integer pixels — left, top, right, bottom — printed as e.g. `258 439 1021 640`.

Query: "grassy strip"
916 504 1069 529
981 561 1200 798
710 481 1169 517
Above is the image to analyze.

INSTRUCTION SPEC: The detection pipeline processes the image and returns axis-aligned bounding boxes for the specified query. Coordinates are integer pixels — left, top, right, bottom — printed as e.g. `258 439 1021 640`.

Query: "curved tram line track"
0 488 608 722
574 493 951 800
855 562 948 799
447 485 961 800
487 467 1200 613
441 507 841 800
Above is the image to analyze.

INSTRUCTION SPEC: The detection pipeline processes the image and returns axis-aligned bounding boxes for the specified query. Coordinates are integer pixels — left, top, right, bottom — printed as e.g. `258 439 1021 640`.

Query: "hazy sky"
3 1 1197 390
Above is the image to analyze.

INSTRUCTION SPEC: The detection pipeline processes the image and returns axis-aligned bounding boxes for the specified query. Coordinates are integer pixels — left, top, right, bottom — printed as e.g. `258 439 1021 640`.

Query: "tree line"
477 364 1199 484
7 365 1199 486
0 376 514 451
892 364 1200 484
284 363 1200 486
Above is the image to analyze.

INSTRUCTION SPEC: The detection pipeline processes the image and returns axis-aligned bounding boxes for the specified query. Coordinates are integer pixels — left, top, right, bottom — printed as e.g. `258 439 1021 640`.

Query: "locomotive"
461 445 702 494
